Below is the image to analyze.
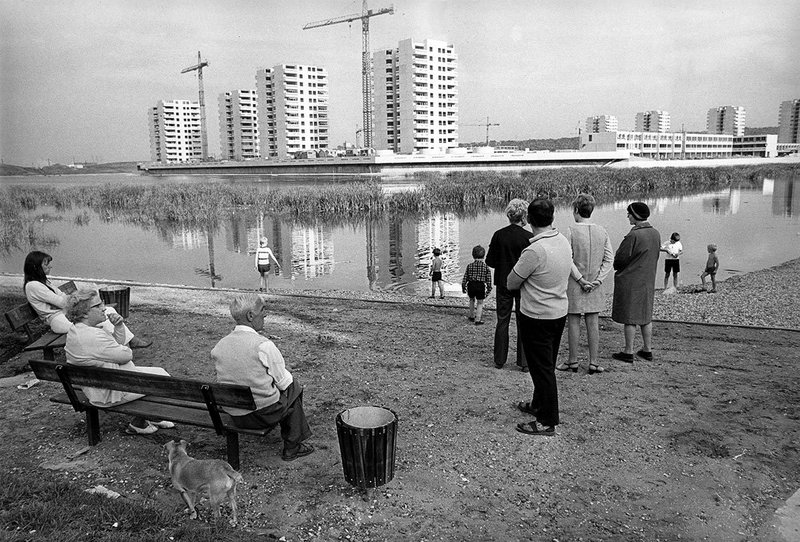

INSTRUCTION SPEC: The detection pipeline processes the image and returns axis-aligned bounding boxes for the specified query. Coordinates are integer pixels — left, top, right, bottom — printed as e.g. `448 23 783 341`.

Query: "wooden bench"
29 359 269 469
4 281 77 360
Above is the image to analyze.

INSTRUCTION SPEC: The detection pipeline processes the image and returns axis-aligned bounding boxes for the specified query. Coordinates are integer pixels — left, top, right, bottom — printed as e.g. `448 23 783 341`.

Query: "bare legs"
623 322 652 354
259 272 268 292
567 313 601 369
664 272 678 289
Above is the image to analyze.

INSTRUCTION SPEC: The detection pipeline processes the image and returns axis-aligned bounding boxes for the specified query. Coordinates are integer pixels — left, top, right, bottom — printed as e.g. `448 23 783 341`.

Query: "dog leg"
228 485 238 526
180 490 198 520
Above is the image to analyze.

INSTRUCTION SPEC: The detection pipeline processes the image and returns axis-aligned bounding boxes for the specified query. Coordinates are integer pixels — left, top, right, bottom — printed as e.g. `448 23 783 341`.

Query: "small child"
660 232 683 289
700 244 719 293
429 248 445 299
461 245 492 325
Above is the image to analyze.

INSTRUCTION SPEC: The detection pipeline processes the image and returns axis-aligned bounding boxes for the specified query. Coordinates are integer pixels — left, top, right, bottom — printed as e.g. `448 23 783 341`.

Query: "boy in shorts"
700 244 719 293
429 248 445 299
660 232 683 289
461 245 492 325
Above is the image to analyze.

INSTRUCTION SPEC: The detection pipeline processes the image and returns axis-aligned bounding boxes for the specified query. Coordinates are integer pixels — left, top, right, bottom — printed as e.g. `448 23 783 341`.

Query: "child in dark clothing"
461 245 492 325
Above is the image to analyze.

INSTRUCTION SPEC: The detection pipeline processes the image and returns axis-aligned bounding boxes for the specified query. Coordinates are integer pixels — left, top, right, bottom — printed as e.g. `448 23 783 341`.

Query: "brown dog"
165 439 243 525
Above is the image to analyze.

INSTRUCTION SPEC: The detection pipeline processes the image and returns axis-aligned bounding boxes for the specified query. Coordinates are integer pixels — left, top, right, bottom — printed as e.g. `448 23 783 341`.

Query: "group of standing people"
473 196 663 437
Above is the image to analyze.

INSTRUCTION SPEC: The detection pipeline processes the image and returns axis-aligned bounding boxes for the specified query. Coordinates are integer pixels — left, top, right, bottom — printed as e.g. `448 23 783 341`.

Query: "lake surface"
1 173 799 296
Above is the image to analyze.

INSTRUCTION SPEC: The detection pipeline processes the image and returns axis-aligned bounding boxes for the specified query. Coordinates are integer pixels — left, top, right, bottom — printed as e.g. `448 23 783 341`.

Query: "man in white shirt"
211 293 313 461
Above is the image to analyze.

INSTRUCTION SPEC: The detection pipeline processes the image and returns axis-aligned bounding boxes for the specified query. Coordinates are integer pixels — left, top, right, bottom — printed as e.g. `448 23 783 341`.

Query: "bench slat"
30 360 257 410
24 332 64 351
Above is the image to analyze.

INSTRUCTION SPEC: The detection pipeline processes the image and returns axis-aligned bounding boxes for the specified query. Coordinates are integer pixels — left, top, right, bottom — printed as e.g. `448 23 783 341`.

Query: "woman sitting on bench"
63 288 173 435
23 250 151 348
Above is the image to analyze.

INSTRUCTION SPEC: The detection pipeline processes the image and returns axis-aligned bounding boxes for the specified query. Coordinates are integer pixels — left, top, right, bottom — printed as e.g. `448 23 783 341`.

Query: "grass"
0 469 240 541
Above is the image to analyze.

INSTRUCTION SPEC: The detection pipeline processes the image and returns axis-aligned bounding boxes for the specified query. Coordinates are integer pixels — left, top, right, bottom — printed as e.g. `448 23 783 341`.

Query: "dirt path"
1 275 799 541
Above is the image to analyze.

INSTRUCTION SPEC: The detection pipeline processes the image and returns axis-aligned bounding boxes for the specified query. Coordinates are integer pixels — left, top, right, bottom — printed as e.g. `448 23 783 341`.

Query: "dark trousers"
494 286 527 368
518 313 566 427
230 381 312 451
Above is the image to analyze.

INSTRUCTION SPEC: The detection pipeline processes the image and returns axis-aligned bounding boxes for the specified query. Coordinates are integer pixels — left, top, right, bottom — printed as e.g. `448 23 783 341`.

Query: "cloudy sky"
1 0 798 166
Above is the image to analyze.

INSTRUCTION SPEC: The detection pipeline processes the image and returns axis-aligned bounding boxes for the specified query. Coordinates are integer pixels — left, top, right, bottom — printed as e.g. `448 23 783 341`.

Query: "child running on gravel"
429 248 445 299
701 244 719 292
461 245 492 325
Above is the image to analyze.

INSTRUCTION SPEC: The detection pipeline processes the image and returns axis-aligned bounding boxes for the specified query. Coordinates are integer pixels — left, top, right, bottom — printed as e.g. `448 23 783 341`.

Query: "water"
2 173 799 295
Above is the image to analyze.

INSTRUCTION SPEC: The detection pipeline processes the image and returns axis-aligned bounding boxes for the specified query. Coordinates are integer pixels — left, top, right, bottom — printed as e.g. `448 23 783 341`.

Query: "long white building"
635 110 670 133
372 38 458 154
218 90 259 160
256 64 329 159
707 106 746 136
585 115 618 133
148 100 202 163
778 99 800 144
580 130 734 159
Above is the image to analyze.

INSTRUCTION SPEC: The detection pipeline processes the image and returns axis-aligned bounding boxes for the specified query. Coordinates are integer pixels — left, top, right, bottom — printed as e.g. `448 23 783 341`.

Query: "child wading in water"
700 244 719 292
461 245 492 325
660 232 683 290
255 237 282 292
429 248 445 299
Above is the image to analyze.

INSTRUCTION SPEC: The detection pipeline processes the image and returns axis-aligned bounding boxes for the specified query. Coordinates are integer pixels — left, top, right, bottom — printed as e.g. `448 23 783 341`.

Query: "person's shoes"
428 295 435 299
612 351 634 363
519 365 528 372
515 421 555 436
282 443 315 462
440 295 445 299
517 401 539 416
636 349 653 361
129 337 153 349
468 316 475 321
588 363 605 374
494 363 504 369
148 420 175 429
709 289 717 293
126 422 157 435
556 362 578 372
474 320 484 326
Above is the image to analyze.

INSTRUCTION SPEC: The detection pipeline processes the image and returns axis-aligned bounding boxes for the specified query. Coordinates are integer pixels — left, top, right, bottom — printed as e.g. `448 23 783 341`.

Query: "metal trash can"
98 285 131 319
336 406 397 490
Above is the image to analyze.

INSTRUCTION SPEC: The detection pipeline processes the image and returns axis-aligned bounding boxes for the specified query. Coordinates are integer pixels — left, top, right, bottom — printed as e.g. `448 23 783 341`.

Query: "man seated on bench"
211 293 314 462
23 250 151 348
64 288 174 435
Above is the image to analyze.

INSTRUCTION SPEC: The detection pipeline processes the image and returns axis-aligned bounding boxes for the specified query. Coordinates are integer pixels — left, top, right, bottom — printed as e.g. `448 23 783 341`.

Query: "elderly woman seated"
23 250 151 348
64 288 173 435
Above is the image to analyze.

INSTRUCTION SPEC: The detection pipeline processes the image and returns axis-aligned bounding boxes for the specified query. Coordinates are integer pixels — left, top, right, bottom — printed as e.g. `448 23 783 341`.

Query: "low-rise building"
580 130 733 159
732 134 777 157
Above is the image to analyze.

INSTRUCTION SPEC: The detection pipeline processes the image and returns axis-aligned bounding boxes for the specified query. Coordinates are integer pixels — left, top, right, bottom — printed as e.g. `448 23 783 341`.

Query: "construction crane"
304 1 393 149
464 117 500 146
181 51 209 161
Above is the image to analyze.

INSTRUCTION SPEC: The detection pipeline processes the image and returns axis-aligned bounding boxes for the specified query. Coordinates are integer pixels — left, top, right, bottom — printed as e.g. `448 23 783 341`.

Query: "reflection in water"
771 177 799 217
416 212 460 281
292 225 333 279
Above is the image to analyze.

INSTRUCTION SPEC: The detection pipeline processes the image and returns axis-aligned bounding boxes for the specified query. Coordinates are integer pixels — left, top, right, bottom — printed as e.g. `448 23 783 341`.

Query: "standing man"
611 202 661 363
486 198 533 370
211 293 314 461
508 198 572 436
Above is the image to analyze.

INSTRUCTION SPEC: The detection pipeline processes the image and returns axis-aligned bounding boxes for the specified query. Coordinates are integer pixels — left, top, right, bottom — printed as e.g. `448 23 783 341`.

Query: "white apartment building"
580 130 733 159
218 90 260 160
585 115 618 133
635 110 670 133
373 38 458 154
778 99 800 144
707 106 746 136
256 64 329 159
148 100 202 163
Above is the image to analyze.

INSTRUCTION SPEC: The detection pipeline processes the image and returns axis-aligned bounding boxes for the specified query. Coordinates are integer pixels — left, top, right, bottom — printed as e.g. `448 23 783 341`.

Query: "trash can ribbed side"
98 286 131 319
336 406 397 489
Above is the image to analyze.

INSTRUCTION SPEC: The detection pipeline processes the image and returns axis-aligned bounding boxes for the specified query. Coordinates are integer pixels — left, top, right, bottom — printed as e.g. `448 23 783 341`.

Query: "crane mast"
304 1 393 149
464 116 500 146
181 51 209 161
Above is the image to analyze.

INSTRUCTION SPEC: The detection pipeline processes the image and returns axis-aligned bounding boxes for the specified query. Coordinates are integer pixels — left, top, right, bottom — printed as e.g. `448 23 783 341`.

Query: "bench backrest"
29 359 257 410
5 281 78 339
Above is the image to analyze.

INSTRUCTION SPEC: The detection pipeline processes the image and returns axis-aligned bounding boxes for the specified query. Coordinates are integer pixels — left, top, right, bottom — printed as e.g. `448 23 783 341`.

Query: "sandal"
587 364 605 374
515 421 555 436
556 362 578 373
517 401 539 416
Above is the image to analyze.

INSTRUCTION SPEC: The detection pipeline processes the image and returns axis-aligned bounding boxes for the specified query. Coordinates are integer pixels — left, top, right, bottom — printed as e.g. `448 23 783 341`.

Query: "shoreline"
2 255 798 331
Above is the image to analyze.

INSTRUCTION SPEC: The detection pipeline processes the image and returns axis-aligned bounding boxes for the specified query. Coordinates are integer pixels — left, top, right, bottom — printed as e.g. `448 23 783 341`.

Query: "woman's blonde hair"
505 198 529 224
65 288 100 323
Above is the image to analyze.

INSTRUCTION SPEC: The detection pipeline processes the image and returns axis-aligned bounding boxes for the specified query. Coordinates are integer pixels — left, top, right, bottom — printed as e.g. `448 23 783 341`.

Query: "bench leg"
226 432 240 470
86 409 101 446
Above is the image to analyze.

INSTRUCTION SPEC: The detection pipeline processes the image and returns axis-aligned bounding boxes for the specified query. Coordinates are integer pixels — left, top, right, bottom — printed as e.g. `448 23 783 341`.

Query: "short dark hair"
671 232 680 242
472 245 485 259
572 194 595 218
433 248 441 256
528 198 555 228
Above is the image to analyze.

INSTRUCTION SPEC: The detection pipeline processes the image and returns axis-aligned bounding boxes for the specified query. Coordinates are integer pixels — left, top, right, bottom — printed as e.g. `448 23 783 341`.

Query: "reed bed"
2 163 797 244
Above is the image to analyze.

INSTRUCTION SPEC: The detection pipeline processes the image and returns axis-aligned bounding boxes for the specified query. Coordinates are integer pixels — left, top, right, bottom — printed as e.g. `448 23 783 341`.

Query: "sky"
1 0 798 166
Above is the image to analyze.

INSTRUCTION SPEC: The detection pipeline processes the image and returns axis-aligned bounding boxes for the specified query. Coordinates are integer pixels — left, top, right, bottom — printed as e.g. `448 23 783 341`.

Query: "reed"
3 164 797 234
